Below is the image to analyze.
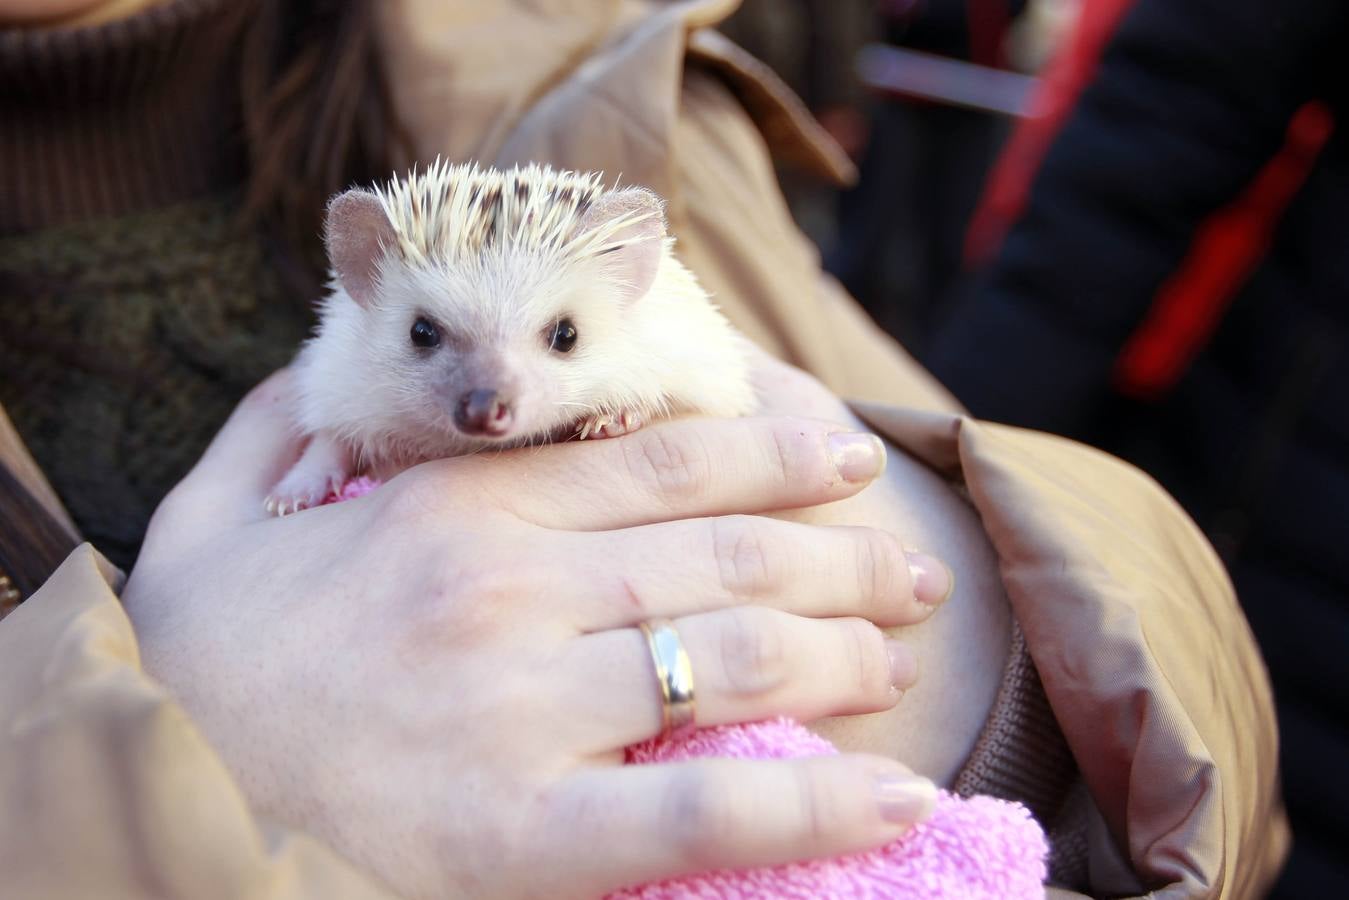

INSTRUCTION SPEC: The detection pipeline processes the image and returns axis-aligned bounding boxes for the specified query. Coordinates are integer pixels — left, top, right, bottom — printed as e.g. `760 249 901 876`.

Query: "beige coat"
0 1 1286 896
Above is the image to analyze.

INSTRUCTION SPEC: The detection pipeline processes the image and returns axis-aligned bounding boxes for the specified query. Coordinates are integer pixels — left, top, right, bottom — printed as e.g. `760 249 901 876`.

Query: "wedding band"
638 618 696 738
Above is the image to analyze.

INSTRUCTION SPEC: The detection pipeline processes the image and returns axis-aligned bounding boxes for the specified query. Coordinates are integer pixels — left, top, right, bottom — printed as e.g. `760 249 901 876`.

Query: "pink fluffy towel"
614 718 1047 899
322 481 1048 898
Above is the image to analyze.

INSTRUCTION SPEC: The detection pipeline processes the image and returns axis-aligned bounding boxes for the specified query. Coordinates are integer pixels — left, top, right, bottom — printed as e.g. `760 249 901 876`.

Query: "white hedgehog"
267 161 755 514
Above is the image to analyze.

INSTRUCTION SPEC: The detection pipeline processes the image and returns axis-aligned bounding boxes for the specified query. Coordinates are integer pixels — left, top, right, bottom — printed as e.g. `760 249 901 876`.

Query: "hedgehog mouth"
426 406 589 450
453 420 575 449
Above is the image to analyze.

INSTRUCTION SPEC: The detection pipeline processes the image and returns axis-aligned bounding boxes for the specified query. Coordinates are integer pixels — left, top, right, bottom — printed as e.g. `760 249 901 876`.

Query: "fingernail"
906 551 954 607
886 639 918 691
875 773 937 825
828 432 885 483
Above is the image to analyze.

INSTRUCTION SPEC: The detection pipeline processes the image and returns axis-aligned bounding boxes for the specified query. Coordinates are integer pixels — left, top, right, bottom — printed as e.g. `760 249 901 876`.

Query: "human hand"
122 370 947 899
743 344 1014 782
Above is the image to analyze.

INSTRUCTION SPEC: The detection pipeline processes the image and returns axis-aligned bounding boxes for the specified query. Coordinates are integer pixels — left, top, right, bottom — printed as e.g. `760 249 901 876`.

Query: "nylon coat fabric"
925 1 1346 892
0 1 1285 896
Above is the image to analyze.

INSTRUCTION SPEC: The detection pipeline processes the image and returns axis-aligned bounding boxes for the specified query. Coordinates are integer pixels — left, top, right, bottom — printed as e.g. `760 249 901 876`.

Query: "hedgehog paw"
264 473 344 517
263 482 328 518
579 411 643 440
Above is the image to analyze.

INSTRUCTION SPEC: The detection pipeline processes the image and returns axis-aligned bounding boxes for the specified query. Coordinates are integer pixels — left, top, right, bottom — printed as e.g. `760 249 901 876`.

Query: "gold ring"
638 618 696 738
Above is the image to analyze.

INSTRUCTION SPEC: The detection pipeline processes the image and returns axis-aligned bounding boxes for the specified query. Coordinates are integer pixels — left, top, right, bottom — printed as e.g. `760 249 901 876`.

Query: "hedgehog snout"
454 388 515 437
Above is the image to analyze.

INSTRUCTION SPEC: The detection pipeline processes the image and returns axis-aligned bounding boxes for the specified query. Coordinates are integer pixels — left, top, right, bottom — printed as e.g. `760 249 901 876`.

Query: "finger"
556 608 916 751
537 755 937 896
165 369 305 523
564 516 951 631
416 416 889 531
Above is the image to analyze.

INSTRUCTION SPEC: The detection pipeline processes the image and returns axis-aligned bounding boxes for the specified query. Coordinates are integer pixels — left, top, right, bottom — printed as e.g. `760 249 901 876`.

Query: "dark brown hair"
240 0 410 297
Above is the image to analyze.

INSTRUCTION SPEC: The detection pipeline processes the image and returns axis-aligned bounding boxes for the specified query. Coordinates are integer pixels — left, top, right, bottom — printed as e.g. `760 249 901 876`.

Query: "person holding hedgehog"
0 0 1284 898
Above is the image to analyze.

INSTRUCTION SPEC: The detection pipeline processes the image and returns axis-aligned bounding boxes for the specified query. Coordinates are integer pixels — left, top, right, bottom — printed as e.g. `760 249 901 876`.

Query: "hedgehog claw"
579 411 642 441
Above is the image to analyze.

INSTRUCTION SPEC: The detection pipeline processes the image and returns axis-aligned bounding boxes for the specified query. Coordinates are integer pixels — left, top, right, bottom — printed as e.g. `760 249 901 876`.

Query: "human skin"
750 350 1012 784
122 360 961 899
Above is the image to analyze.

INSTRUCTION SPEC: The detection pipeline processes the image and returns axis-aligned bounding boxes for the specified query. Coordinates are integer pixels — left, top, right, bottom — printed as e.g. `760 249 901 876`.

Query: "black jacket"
925 1 1349 894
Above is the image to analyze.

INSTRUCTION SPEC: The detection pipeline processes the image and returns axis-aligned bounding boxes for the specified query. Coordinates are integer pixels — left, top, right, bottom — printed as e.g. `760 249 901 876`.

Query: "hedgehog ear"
325 189 395 308
581 187 666 303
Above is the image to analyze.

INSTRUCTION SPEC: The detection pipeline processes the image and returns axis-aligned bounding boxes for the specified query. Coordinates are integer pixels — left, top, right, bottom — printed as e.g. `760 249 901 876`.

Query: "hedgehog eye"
410 316 441 349
549 317 578 353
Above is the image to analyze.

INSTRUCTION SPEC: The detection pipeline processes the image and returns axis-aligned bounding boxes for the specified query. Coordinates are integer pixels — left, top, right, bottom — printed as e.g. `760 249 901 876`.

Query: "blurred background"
720 0 1075 353
717 1 1347 897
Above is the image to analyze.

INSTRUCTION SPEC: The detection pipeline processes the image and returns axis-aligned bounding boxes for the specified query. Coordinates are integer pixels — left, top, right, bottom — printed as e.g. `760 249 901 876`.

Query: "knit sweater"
0 0 314 568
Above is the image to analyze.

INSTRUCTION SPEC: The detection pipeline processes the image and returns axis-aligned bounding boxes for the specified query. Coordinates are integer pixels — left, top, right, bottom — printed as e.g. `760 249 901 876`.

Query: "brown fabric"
950 624 1079 853
945 623 1101 889
0 462 80 607
0 0 249 234
685 28 857 187
0 0 1286 897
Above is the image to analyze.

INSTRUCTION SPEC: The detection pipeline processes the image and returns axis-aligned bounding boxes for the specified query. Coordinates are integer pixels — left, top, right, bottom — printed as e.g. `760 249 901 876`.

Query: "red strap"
1112 101 1334 397
964 0 1138 265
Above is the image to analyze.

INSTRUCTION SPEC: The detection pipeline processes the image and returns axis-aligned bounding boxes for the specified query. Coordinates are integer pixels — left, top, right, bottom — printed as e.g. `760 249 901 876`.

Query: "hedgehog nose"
454 388 514 436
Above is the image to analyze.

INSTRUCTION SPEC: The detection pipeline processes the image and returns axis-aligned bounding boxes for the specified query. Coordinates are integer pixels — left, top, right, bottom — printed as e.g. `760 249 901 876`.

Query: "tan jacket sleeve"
855 407 1288 898
0 546 395 899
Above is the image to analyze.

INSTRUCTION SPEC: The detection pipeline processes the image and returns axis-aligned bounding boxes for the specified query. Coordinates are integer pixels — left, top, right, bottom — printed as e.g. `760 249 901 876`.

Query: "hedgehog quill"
266 161 755 515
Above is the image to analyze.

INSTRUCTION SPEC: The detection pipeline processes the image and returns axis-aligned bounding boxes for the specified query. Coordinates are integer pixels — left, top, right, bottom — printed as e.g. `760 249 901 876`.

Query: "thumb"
167 369 306 524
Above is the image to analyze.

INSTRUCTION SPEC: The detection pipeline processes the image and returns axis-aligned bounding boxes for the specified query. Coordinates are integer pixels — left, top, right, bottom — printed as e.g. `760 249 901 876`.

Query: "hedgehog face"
322 164 667 454
361 246 637 448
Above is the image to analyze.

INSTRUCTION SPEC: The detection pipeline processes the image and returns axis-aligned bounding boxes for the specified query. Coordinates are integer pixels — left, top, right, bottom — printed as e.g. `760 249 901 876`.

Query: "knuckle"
710 516 777 598
765 424 833 489
840 617 891 697
614 575 651 619
242 368 293 408
151 480 193 525
793 765 847 845
375 473 444 528
855 529 904 613
664 766 741 867
624 429 712 506
418 559 519 641
765 428 798 490
717 608 788 695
